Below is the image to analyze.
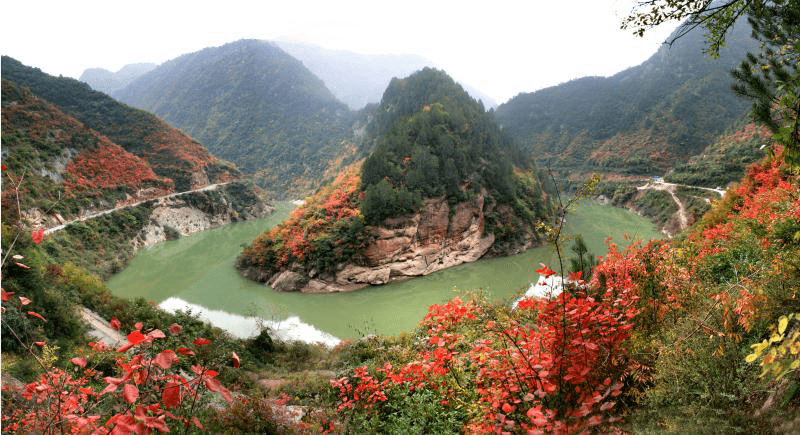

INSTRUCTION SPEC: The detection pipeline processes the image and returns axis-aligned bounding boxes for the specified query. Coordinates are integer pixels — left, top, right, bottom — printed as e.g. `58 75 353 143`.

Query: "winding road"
44 182 231 235
636 179 725 231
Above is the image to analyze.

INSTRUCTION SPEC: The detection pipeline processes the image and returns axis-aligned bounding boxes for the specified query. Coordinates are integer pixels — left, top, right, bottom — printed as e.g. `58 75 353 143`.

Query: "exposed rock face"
132 184 272 250
269 193 512 293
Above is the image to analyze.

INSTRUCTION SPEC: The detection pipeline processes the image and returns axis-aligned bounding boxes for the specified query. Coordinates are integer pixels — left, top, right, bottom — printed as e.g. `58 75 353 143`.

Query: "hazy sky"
1 0 680 104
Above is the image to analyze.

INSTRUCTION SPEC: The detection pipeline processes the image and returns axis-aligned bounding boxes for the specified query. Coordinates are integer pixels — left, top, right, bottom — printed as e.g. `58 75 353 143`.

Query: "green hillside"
237 68 551 286
495 21 759 176
113 39 356 198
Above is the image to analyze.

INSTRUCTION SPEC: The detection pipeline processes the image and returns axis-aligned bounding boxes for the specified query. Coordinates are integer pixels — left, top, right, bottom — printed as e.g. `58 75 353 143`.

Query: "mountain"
112 39 356 198
1 59 271 277
495 20 760 176
275 41 498 110
2 56 238 192
664 117 772 187
79 63 156 95
236 68 551 292
1 78 172 220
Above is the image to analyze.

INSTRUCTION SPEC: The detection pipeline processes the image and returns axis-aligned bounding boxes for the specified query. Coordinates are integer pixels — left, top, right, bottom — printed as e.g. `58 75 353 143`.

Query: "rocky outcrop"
132 184 272 250
260 192 537 293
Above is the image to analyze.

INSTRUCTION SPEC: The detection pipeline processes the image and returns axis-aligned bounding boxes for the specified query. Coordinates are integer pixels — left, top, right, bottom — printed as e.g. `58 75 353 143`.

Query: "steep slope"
495 21 759 176
664 117 772 187
275 41 498 110
236 68 551 292
1 56 237 192
1 79 171 221
1 63 270 276
79 63 156 95
113 39 355 197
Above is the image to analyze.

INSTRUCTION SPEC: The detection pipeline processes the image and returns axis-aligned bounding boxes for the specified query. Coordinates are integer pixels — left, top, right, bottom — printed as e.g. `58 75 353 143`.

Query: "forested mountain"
79 63 156 95
112 39 356 198
1 56 237 192
1 57 270 277
275 41 498 110
1 79 173 220
495 20 759 176
237 68 551 292
665 116 772 187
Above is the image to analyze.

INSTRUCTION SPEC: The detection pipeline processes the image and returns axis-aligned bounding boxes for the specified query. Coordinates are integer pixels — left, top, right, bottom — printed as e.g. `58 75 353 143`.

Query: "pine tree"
731 0 799 164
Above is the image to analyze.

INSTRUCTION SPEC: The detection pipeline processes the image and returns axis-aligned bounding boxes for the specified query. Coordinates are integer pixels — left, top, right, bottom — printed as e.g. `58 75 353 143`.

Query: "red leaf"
18 296 31 306
502 403 513 413
535 263 556 278
117 342 134 353
177 347 195 356
193 337 211 346
168 323 182 335
127 330 146 345
122 383 139 404
232 351 240 368
153 350 179 369
110 317 121 331
31 228 44 245
134 322 143 330
146 329 165 339
70 357 87 368
1 289 14 302
192 416 204 430
161 381 181 409
33 341 45 347
568 271 583 281
27 311 47 322
15 262 30 269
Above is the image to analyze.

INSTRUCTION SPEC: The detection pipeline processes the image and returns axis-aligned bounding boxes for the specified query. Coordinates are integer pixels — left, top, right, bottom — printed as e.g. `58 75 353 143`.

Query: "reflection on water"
160 297 341 347
109 201 662 342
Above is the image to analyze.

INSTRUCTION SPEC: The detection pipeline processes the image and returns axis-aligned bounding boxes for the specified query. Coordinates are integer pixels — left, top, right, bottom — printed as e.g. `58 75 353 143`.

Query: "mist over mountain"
495 20 760 176
113 39 355 198
275 41 498 110
79 63 156 95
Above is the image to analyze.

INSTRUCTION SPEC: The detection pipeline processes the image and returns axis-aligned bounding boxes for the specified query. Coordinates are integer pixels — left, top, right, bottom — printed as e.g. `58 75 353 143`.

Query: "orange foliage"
64 140 169 192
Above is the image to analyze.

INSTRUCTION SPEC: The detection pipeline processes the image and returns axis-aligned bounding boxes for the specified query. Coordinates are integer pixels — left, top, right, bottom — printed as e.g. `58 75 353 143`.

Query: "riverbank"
108 201 662 342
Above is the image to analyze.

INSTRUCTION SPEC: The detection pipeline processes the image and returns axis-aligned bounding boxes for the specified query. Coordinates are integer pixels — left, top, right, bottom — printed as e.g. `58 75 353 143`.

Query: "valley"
107 200 661 341
2 1 798 432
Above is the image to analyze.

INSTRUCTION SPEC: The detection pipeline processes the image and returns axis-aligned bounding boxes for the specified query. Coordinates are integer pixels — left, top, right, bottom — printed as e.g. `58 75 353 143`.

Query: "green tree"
568 235 596 281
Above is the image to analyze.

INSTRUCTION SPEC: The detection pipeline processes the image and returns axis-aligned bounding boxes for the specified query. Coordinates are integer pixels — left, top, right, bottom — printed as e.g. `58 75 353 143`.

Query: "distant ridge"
113 39 355 198
79 63 156 95
275 41 498 110
495 19 759 176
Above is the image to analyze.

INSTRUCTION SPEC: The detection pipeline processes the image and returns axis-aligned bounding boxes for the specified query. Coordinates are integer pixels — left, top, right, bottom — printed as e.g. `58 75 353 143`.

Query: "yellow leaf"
745 352 760 363
770 333 784 343
778 316 789 335
791 360 800 370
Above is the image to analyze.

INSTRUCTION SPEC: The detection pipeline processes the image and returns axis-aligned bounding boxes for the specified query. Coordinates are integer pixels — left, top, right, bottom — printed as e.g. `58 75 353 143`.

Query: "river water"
107 201 661 344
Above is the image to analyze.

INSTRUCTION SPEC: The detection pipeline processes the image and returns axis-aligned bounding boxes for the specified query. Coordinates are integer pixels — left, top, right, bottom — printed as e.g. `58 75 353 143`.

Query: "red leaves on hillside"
242 162 364 271
64 141 168 192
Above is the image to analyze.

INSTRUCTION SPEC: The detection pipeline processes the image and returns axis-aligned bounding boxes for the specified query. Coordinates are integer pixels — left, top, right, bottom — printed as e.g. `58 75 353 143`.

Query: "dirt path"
636 180 724 231
44 182 230 235
79 307 125 347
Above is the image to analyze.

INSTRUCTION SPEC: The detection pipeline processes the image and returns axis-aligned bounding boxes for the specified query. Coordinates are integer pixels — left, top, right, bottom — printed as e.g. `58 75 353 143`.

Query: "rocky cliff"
132 183 273 250
241 190 539 293
237 69 551 292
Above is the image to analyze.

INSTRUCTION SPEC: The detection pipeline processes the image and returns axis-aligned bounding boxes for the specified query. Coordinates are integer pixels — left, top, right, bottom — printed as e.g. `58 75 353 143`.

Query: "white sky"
0 0 680 104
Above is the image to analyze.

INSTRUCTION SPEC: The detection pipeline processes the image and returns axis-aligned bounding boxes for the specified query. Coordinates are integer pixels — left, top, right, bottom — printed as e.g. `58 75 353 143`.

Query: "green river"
108 202 662 344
